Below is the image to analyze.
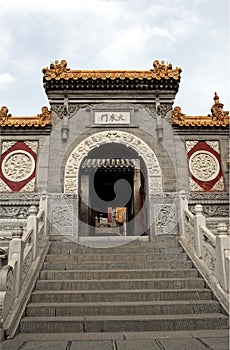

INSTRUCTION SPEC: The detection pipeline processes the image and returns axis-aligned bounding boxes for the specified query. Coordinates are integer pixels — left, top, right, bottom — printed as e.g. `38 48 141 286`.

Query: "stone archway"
64 130 163 196
64 130 163 237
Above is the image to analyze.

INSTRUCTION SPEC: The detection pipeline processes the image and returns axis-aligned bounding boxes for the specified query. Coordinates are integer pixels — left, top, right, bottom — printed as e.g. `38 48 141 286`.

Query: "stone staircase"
19 236 228 333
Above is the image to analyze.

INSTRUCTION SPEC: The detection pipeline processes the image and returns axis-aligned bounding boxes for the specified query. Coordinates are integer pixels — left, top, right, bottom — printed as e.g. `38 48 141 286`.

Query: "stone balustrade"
0 194 49 340
178 191 230 312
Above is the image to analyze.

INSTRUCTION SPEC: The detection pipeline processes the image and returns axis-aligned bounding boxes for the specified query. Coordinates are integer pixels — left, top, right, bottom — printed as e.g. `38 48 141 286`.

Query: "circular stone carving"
2 150 35 182
189 150 220 181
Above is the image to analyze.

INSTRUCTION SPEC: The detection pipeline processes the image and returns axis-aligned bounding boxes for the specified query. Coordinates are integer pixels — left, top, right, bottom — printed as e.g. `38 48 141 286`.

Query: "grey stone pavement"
1 330 229 350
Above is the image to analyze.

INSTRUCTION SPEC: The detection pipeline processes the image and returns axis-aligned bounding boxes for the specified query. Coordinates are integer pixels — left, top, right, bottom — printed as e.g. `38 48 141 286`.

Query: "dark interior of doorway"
79 143 147 236
91 168 134 224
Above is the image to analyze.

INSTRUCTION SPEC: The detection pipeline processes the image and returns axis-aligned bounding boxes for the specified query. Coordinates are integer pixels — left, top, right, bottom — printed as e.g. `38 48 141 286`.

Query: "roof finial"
210 92 229 122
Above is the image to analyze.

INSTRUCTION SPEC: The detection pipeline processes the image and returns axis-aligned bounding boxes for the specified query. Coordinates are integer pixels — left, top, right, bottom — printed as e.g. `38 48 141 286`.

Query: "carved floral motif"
2 141 17 154
0 178 11 192
23 249 33 278
157 103 172 117
51 104 81 119
6 268 14 296
144 104 157 119
202 243 216 273
64 130 163 196
20 178 36 192
187 141 225 192
193 205 229 217
185 141 198 153
154 204 177 235
0 142 37 192
189 192 229 201
205 141 219 153
0 206 29 219
210 177 225 192
189 178 203 192
3 151 35 182
189 151 219 182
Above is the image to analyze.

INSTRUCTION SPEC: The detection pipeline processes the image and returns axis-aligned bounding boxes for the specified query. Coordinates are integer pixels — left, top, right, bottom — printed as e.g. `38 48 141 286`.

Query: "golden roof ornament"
42 60 69 79
210 92 229 122
151 60 181 80
0 106 52 127
42 59 182 81
172 93 229 127
0 106 11 122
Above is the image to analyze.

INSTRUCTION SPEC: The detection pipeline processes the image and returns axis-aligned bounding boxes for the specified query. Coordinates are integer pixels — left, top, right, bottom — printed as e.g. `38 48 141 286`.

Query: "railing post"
8 226 24 297
40 191 48 236
215 222 229 292
194 204 206 258
27 206 38 260
178 190 188 238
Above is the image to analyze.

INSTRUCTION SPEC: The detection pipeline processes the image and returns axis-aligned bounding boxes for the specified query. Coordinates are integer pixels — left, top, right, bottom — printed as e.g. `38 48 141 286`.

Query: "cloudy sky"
0 0 229 116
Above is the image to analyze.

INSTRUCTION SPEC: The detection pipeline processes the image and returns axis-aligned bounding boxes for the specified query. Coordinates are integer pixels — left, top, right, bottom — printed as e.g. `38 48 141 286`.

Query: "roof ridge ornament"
0 106 52 128
210 92 229 122
151 60 181 80
172 93 229 127
42 59 182 81
42 59 69 79
0 106 11 122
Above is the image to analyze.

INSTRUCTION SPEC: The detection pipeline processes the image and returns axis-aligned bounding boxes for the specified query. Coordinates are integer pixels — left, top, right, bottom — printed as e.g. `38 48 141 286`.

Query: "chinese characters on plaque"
94 111 130 125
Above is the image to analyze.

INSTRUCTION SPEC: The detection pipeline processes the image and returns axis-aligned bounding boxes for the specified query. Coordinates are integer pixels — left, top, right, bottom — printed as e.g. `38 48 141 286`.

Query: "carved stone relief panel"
154 204 177 235
0 206 29 219
186 141 225 192
48 195 77 236
0 141 38 192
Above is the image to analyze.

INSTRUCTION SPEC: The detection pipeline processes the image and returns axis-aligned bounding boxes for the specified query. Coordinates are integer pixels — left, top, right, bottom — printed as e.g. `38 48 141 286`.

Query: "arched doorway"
64 130 163 238
78 143 147 236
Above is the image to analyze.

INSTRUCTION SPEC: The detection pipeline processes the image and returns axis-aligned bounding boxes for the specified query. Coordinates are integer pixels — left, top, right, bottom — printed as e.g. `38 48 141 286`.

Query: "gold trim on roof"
172 93 229 127
0 106 52 127
42 59 182 81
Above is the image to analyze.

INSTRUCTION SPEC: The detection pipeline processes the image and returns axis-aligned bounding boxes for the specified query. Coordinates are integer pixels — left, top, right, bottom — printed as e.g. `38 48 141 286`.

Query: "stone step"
48 245 183 255
20 313 229 333
44 252 188 263
49 236 179 248
25 300 221 317
39 268 198 280
35 277 205 291
43 259 193 270
31 288 213 303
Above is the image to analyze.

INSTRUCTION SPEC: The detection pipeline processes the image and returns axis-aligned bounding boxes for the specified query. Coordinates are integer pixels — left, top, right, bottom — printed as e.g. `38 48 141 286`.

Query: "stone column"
215 223 229 292
133 160 142 235
27 206 38 259
8 226 24 297
80 173 90 236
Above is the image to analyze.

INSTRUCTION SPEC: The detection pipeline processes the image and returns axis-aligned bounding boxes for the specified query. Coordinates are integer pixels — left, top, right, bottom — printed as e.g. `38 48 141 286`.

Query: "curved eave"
172 116 229 127
43 77 181 92
0 117 52 128
43 69 181 82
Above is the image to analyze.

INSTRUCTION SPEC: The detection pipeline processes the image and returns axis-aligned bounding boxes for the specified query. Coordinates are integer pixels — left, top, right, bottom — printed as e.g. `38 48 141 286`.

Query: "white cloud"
0 0 228 114
96 25 174 67
0 0 122 15
0 73 14 89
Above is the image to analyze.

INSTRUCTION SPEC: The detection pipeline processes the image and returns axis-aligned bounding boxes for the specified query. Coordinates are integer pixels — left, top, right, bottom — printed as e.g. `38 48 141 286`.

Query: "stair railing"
178 191 229 313
0 193 50 340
